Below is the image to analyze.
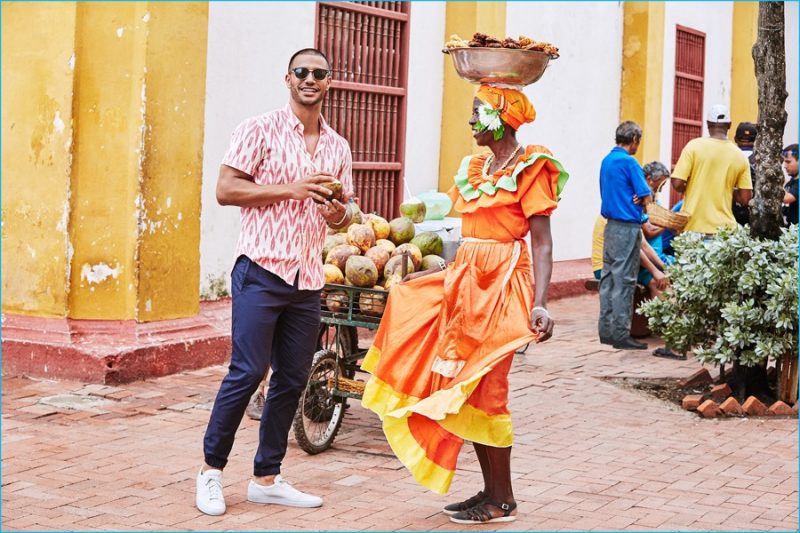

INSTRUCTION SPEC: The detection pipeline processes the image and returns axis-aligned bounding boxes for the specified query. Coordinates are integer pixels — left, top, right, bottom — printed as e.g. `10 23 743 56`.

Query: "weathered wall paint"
1 2 77 317
620 2 665 166
137 2 208 321
67 2 148 319
2 2 208 321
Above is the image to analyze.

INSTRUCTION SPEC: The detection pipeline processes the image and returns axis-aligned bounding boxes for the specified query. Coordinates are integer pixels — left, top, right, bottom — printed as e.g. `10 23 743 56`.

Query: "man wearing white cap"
670 104 753 235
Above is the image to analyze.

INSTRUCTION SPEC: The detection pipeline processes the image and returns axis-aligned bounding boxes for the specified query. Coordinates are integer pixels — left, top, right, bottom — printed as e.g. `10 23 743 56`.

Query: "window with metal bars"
670 25 705 207
315 1 410 218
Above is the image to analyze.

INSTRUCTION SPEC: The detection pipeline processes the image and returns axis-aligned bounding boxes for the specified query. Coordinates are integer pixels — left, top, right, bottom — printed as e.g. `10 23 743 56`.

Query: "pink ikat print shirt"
222 104 353 290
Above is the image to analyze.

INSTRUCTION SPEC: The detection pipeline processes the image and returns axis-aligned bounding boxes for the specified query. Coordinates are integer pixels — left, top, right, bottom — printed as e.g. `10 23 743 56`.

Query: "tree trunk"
750 1 788 240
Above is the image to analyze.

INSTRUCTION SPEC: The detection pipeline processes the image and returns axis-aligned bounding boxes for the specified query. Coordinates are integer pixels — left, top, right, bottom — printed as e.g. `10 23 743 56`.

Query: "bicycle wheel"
317 324 357 377
292 349 346 454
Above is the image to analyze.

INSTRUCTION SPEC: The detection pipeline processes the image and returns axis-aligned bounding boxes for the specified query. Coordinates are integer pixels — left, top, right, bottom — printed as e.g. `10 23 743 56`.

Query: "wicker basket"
327 376 366 395
646 203 690 232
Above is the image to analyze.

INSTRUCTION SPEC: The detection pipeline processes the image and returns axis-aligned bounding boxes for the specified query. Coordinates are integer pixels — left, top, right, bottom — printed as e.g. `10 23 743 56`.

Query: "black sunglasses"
291 67 330 81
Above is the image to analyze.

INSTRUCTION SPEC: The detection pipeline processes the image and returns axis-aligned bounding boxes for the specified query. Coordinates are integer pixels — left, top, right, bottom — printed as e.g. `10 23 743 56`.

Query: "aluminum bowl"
443 47 553 86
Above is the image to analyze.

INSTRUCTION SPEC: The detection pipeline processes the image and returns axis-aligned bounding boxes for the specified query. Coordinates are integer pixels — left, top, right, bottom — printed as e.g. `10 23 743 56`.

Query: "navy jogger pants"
203 255 321 476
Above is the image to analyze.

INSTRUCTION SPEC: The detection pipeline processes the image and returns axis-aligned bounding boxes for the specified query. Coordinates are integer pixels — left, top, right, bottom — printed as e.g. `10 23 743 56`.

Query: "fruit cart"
291 282 390 454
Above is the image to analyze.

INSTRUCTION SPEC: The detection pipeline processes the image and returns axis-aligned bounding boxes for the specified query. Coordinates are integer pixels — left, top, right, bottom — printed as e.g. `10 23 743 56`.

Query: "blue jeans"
203 256 321 476
598 220 642 342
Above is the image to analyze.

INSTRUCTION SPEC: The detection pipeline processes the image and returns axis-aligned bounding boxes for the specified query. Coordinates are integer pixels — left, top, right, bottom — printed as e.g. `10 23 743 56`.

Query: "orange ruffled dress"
360 145 569 494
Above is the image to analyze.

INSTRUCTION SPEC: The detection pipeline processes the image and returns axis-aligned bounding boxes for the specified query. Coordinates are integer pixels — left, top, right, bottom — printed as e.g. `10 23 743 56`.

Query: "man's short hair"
734 122 758 143
288 48 331 71
615 121 642 145
784 143 799 160
642 161 670 179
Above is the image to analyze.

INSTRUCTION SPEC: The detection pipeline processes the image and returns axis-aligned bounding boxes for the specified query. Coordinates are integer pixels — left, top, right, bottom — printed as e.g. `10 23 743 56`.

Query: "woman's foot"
449 499 517 524
442 490 487 515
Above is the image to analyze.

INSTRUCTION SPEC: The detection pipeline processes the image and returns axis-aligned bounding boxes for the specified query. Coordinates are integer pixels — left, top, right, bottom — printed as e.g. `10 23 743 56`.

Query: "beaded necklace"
482 144 522 180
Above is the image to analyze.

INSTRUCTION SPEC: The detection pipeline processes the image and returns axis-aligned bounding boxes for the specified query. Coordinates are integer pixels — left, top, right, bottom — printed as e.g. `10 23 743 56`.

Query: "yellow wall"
2 2 208 321
137 3 207 321
438 2 506 194
620 2 665 165
68 2 148 319
730 1 759 131
1 2 77 317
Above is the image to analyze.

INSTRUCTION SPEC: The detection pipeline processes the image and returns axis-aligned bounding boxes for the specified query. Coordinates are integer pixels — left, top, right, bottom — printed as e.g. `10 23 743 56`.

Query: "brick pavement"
2 295 797 531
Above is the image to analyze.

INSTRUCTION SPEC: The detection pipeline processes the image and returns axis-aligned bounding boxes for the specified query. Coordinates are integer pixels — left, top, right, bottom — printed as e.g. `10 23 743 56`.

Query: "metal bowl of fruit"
443 47 554 86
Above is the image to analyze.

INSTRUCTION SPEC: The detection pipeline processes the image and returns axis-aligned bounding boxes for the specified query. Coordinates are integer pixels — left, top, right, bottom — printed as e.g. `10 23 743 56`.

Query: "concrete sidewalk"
2 295 797 531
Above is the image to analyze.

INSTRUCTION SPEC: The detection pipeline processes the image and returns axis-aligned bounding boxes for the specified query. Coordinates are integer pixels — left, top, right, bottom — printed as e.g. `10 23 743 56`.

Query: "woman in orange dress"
360 84 568 524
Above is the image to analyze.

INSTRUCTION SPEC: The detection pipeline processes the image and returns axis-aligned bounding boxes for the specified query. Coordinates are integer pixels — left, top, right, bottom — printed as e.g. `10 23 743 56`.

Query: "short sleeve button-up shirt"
222 104 353 290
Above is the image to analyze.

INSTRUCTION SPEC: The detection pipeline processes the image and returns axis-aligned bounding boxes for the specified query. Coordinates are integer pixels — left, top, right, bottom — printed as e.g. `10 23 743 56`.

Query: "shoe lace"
205 476 223 501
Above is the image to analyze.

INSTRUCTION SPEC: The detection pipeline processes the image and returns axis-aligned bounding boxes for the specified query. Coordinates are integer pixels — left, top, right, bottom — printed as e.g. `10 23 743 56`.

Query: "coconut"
383 274 403 290
347 223 376 253
410 231 444 257
392 243 423 271
399 197 427 223
376 239 396 255
314 178 344 204
421 254 446 272
384 254 415 279
359 286 387 316
323 234 348 262
323 264 345 285
325 244 360 271
364 246 391 275
367 215 391 240
345 255 379 287
325 290 349 312
336 201 364 233
388 217 416 245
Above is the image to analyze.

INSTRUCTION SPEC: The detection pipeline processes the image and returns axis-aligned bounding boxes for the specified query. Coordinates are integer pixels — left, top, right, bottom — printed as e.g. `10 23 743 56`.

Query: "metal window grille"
670 25 705 207
315 1 410 218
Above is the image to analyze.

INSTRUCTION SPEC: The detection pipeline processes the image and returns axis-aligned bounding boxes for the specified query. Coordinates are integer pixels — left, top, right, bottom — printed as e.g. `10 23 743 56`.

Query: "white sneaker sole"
247 494 322 508
196 501 226 516
450 514 517 524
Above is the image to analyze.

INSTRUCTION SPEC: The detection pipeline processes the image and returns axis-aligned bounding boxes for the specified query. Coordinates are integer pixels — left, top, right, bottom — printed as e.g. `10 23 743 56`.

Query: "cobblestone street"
3 295 797 531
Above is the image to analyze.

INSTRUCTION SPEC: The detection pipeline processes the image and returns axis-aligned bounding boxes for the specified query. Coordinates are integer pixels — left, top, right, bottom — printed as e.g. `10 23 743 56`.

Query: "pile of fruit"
445 32 560 58
322 201 446 316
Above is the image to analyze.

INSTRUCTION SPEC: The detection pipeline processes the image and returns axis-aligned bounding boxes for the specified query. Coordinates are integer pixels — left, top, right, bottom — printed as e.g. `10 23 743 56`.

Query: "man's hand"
530 307 554 342
285 172 338 203
318 198 348 227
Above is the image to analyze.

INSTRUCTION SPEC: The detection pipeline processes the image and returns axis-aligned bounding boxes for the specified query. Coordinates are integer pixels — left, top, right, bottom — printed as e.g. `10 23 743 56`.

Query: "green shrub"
639 225 798 367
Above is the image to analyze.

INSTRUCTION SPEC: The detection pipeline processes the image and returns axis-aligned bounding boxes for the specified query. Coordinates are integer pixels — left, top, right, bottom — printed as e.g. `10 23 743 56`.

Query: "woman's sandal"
652 347 687 360
449 498 517 524
442 491 486 515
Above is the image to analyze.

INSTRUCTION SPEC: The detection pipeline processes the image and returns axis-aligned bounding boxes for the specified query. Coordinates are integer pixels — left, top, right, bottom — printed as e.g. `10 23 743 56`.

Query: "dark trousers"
598 219 642 342
203 256 321 476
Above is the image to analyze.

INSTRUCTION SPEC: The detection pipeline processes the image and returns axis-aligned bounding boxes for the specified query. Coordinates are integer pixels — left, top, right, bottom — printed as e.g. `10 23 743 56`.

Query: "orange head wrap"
476 85 536 130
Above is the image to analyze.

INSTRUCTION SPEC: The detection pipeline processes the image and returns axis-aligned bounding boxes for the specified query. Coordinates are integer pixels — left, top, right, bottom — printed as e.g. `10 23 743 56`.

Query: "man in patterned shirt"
196 48 354 516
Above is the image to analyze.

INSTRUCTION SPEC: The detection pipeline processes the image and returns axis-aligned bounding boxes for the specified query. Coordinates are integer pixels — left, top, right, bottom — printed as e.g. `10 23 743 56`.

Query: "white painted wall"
200 2 316 296
506 2 625 261
403 2 446 200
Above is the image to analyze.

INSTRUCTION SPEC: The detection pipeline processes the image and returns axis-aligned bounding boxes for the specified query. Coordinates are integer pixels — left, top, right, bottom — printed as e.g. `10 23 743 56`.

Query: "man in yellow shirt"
670 104 753 234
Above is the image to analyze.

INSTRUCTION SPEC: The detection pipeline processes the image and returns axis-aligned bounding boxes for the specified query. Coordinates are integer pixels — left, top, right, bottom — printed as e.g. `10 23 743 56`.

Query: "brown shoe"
245 390 264 420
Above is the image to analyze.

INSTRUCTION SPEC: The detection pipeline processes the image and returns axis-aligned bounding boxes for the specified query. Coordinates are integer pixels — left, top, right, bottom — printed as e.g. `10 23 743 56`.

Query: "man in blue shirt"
598 121 652 350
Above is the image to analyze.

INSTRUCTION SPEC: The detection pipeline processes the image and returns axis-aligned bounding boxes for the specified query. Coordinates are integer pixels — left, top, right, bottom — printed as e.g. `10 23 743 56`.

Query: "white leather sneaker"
247 475 322 508
196 469 226 516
